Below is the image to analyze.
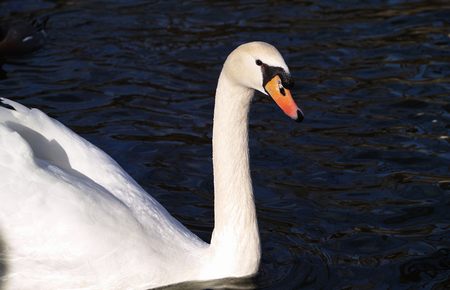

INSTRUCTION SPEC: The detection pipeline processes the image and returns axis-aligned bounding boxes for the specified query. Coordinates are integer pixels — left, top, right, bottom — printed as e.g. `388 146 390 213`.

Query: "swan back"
0 99 207 289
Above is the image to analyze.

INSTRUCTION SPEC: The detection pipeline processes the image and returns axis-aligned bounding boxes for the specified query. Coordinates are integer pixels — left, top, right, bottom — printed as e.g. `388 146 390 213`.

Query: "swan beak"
264 75 304 122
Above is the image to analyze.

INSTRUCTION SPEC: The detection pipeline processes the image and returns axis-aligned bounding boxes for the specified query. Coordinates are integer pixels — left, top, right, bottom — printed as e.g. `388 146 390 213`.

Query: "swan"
0 41 303 290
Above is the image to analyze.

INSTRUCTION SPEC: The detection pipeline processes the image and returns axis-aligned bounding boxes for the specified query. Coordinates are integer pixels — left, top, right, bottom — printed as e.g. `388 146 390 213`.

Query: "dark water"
1 0 449 289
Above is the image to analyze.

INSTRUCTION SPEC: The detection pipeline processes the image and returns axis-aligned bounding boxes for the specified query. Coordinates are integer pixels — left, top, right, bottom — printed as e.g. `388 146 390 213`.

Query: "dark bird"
0 17 48 58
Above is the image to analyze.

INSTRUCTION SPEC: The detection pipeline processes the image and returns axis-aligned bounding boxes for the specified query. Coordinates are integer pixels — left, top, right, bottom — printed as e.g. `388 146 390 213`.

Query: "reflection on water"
1 0 449 289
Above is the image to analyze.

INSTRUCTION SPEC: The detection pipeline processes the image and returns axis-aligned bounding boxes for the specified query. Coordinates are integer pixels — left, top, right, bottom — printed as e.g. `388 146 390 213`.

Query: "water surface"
1 1 449 289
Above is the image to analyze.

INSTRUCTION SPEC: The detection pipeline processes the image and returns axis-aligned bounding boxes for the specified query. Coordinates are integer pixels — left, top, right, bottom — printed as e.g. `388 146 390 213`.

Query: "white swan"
0 42 303 290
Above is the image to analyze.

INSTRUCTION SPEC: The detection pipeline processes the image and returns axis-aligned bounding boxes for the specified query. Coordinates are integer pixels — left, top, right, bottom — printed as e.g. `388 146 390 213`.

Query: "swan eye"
278 80 286 96
255 59 263 66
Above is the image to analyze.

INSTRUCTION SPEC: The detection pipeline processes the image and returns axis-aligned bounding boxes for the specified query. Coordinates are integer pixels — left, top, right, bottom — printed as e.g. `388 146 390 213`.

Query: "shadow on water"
0 66 5 80
400 248 450 288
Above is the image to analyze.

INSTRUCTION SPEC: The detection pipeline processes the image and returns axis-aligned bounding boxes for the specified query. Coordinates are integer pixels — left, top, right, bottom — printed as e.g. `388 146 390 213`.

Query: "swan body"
0 42 302 289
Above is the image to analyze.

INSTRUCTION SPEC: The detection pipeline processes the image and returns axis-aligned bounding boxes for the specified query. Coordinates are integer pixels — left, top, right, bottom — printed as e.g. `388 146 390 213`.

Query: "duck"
0 41 303 290
0 17 48 58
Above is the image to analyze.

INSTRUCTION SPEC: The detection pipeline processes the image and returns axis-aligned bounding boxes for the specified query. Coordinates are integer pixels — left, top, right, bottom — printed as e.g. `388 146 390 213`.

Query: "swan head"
222 41 304 122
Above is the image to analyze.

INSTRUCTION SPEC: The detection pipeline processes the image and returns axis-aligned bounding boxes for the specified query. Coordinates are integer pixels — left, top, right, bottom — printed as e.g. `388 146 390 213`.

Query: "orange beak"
264 75 304 122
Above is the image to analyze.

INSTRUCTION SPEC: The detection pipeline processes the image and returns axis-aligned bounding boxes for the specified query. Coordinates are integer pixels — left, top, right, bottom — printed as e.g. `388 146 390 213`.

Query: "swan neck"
209 71 260 275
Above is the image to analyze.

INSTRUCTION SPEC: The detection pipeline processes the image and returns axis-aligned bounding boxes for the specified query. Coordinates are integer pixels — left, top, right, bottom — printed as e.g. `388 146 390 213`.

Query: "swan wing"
0 97 148 204
0 98 206 288
0 122 160 287
0 98 204 241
